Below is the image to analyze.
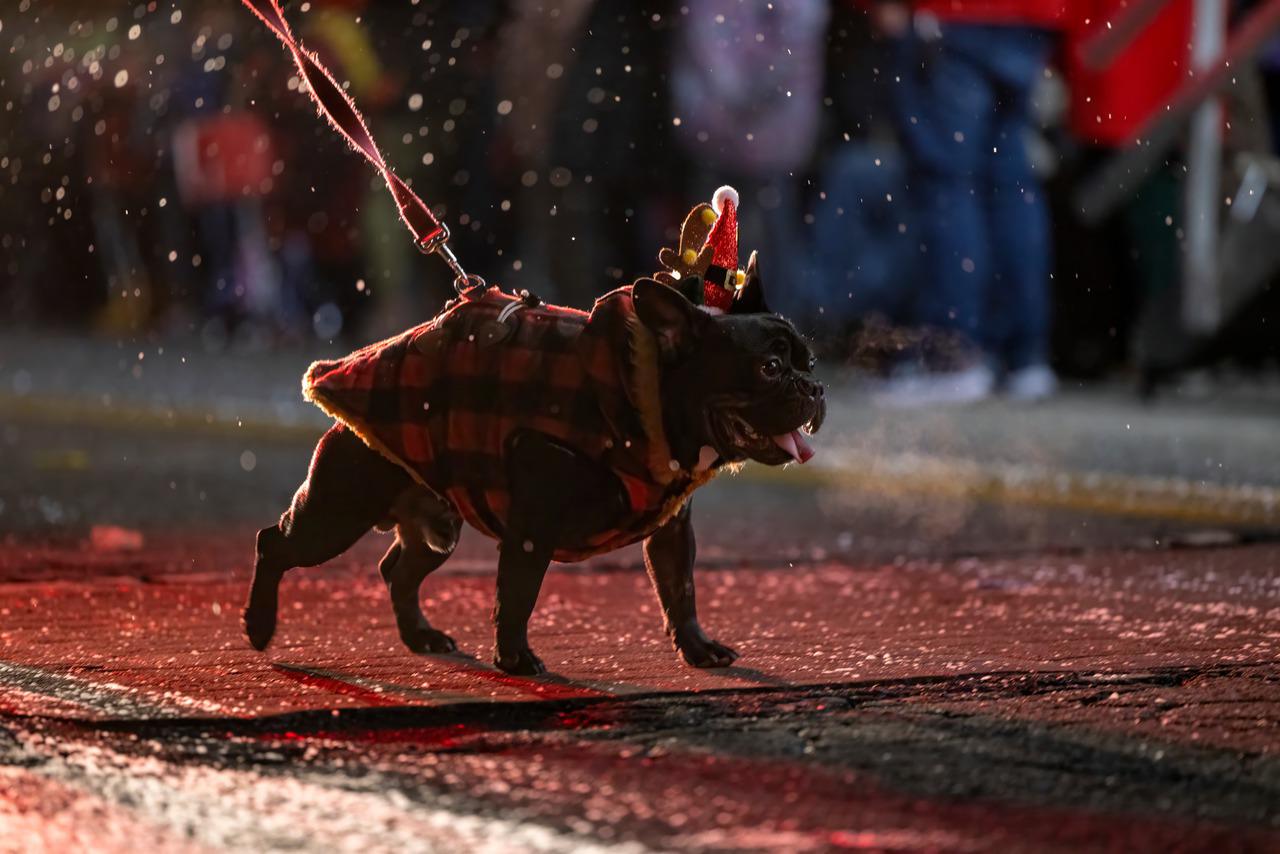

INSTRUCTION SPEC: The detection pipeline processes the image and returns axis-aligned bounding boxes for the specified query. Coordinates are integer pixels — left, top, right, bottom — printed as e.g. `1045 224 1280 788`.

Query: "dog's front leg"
490 431 586 676
493 533 554 675
643 502 738 668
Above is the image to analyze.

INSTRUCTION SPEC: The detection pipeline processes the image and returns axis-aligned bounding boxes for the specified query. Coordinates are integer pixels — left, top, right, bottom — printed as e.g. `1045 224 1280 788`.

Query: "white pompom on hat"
711 185 740 215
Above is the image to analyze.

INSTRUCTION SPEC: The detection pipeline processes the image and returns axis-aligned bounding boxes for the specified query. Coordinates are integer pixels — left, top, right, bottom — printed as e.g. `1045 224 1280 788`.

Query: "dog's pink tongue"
771 429 815 464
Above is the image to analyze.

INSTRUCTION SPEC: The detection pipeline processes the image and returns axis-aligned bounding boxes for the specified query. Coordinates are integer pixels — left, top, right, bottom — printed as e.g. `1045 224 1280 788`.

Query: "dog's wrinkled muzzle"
768 380 824 464
708 377 826 467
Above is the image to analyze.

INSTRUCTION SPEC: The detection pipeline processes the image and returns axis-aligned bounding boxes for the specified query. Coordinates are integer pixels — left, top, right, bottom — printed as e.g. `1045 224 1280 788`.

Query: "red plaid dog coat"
303 287 720 562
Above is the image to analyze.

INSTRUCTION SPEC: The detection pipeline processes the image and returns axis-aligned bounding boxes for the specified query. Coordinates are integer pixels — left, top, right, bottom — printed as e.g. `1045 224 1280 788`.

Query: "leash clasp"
418 226 488 298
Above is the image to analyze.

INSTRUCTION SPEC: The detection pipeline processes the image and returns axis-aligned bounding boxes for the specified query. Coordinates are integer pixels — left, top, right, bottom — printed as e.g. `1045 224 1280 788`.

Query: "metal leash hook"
418 226 488 298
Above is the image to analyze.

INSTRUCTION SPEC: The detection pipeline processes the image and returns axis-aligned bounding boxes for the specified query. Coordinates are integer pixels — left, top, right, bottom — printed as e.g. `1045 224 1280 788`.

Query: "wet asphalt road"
2 541 1278 851
3 371 1280 850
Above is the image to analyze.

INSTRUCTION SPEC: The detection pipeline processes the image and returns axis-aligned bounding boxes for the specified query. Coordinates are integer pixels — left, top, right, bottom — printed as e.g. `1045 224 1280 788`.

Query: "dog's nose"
796 378 823 400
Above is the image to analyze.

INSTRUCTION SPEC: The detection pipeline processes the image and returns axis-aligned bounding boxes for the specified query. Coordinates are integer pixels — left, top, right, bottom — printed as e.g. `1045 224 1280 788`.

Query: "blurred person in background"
805 4 917 356
491 0 596 305
84 56 157 334
1265 32 1280 150
491 2 673 308
546 3 677 306
169 5 284 348
0 20 110 327
290 0 397 343
359 3 504 335
1052 0 1194 378
670 0 830 317
864 0 1070 406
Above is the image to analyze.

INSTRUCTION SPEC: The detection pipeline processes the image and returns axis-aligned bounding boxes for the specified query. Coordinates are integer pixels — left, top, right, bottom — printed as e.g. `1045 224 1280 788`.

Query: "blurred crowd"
2 0 1279 402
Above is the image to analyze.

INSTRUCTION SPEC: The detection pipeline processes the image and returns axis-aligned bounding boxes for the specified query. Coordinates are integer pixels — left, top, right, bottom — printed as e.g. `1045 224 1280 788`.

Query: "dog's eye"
807 354 817 372
761 356 783 379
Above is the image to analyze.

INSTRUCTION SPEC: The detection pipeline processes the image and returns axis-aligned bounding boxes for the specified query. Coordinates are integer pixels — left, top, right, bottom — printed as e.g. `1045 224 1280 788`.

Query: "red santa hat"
700 185 740 314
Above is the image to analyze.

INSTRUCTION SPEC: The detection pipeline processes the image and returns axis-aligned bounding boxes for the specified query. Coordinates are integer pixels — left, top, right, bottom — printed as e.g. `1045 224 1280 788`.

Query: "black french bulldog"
243 269 825 676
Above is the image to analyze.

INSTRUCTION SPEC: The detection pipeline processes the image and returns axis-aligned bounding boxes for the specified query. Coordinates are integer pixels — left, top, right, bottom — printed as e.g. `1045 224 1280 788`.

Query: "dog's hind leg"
381 486 461 653
381 528 457 654
243 424 411 651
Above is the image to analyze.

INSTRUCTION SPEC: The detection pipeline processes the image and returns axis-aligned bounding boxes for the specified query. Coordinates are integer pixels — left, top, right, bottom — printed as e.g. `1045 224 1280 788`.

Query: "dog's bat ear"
632 278 704 360
731 250 771 315
673 274 705 308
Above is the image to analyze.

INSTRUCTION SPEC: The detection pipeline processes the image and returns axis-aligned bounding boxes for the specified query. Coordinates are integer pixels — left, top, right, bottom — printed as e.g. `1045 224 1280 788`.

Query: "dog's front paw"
494 648 546 676
673 623 739 668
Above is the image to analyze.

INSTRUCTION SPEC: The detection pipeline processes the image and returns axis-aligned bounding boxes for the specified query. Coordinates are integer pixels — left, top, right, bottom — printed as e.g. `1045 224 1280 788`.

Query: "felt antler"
655 203 717 288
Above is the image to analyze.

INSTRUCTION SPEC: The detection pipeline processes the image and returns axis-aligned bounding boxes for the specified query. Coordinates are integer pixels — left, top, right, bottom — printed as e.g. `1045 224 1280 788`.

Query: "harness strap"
239 0 483 295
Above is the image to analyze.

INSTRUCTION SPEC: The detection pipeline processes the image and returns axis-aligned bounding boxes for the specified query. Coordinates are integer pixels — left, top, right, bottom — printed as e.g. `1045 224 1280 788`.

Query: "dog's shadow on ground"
430 649 801 692
420 650 800 695
275 646 799 702
418 650 635 699
712 665 796 688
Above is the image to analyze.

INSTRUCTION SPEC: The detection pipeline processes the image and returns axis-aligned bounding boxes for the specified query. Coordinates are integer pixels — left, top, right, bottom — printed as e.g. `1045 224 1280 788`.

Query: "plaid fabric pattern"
304 287 706 562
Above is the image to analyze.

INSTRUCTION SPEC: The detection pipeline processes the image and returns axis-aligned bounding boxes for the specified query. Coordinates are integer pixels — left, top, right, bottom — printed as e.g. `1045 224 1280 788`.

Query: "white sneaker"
1004 363 1058 402
872 364 996 409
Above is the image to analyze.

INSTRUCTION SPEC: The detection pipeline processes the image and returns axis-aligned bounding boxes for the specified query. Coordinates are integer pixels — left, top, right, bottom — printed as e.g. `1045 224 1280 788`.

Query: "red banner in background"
1067 0 1197 147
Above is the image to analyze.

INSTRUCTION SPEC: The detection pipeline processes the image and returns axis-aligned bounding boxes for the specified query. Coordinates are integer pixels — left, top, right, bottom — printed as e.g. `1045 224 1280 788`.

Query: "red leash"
239 0 483 295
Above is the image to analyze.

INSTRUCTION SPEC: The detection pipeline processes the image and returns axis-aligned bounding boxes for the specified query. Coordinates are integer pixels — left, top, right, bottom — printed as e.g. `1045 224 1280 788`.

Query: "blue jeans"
800 143 915 330
893 25 1053 370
